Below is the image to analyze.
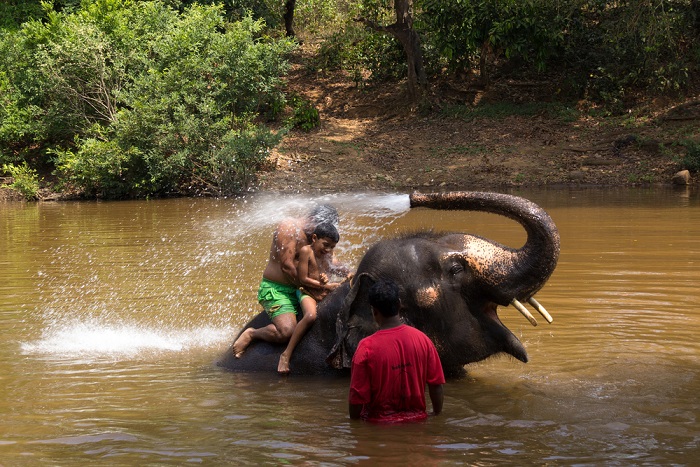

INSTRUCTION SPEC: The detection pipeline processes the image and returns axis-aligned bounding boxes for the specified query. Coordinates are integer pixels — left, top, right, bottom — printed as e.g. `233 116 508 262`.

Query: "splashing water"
23 192 412 360
21 319 231 360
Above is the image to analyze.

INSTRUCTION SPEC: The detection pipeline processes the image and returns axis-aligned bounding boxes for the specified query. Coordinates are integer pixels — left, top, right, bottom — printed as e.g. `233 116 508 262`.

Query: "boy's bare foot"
277 353 291 375
232 328 253 358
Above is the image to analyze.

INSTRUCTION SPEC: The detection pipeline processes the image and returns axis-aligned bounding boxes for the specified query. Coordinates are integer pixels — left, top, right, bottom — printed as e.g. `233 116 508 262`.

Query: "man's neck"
378 316 403 330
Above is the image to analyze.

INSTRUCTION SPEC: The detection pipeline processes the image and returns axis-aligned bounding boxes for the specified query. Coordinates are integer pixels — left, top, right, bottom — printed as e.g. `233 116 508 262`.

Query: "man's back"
349 324 444 423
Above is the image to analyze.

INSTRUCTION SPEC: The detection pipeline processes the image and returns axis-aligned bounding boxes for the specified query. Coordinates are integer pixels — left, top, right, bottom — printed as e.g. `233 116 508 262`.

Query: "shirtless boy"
231 204 340 359
278 222 344 374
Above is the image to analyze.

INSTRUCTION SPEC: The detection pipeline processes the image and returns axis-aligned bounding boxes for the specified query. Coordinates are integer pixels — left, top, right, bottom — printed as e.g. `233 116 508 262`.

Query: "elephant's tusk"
528 297 553 323
511 299 538 326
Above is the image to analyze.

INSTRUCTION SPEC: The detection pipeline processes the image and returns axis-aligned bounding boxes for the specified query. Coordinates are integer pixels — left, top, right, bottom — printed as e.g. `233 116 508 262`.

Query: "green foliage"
192 122 283 196
0 1 44 30
316 24 405 82
556 0 699 106
678 140 700 172
51 131 141 198
289 94 320 132
174 0 284 29
419 0 699 105
419 0 566 74
1 162 40 199
293 0 346 37
0 0 295 198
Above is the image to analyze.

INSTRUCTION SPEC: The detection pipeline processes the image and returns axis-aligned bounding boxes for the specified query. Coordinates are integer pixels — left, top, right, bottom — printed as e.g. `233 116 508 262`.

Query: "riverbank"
3 68 698 201
257 66 698 194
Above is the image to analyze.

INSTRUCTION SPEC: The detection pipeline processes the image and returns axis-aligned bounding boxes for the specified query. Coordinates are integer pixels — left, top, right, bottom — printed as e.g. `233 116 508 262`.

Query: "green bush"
289 94 320 132
420 0 566 75
1 162 40 200
0 0 295 198
0 0 45 30
316 24 405 82
192 122 283 196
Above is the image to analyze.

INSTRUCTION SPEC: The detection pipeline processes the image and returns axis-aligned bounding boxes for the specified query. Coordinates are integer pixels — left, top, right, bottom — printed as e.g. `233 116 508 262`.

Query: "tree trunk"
479 40 491 88
357 0 427 102
283 0 296 37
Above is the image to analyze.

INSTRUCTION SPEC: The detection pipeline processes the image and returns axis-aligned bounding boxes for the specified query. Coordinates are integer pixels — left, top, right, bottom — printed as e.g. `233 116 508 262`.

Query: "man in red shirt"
348 280 445 423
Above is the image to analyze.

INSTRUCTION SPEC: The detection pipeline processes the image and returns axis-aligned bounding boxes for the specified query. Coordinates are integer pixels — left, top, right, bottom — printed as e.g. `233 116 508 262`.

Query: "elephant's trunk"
409 191 560 311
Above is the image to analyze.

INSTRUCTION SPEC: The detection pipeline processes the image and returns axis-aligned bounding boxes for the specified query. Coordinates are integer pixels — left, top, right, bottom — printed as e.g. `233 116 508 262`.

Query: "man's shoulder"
278 216 305 229
398 325 436 345
398 323 427 336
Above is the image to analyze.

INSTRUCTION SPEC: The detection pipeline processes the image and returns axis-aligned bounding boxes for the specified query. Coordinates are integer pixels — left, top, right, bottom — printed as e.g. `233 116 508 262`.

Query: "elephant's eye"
449 263 464 275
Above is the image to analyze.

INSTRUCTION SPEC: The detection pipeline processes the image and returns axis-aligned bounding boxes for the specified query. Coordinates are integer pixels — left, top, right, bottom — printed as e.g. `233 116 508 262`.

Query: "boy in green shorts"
232 205 345 361
277 222 345 374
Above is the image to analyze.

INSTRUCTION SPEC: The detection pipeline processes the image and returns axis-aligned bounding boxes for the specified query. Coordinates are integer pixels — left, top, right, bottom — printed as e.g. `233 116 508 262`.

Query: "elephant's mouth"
483 302 529 363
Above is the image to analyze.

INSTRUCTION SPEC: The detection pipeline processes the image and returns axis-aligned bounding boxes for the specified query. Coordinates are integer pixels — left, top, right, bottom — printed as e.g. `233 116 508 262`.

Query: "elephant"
216 191 560 377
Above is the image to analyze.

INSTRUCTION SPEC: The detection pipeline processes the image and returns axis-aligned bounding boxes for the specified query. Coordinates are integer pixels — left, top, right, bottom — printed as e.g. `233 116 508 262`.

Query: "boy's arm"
297 247 327 290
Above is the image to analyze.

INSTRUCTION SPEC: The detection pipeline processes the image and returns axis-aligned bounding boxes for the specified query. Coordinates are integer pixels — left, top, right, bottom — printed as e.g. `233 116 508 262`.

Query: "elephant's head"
328 191 560 377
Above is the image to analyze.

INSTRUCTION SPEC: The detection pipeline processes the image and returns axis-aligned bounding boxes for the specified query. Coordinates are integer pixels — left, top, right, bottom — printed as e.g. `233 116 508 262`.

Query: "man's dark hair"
309 204 339 228
312 222 339 243
368 280 400 317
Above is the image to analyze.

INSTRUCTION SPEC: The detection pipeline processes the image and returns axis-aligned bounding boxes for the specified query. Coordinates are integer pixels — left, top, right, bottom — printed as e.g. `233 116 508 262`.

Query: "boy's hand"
319 273 329 285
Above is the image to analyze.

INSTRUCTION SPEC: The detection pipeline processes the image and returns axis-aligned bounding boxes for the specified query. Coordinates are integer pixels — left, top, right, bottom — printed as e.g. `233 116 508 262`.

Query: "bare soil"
258 63 699 194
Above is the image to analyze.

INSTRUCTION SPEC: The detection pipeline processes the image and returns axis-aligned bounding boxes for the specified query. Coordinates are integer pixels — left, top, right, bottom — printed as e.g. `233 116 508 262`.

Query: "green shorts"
296 289 313 303
257 278 300 319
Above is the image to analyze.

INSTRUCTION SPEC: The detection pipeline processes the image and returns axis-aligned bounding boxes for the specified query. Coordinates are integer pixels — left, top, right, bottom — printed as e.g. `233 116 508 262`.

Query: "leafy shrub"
289 94 320 132
1 162 40 199
420 0 566 75
559 1 698 105
192 122 283 196
175 0 283 29
316 24 405 82
293 0 345 37
0 0 45 30
0 0 295 198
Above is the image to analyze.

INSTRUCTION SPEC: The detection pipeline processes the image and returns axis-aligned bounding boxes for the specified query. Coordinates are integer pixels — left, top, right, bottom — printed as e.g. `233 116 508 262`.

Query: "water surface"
1 188 699 465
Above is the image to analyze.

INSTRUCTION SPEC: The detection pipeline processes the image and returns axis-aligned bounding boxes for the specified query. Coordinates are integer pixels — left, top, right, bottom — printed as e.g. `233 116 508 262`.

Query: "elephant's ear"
326 272 374 369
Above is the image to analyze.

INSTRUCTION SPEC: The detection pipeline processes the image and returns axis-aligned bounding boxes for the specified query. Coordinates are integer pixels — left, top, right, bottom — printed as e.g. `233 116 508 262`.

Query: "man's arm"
428 384 443 415
275 221 301 283
349 403 363 420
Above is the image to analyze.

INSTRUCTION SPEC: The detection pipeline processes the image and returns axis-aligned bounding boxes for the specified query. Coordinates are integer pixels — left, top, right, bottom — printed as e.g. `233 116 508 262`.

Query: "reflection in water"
1 188 699 465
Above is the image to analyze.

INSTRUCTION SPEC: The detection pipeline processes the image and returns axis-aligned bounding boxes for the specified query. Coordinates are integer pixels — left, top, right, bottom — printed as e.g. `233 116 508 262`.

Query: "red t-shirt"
348 324 445 423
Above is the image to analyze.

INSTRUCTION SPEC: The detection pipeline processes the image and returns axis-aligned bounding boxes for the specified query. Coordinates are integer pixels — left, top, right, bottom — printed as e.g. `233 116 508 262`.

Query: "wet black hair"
368 280 400 317
309 204 339 228
312 222 339 243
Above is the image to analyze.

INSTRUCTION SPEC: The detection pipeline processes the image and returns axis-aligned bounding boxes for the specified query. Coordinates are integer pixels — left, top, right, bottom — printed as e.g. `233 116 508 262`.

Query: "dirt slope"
258 65 698 194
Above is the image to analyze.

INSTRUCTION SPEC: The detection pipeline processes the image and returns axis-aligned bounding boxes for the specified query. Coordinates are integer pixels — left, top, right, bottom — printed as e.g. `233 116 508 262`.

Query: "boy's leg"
233 279 300 358
232 312 297 358
278 297 317 374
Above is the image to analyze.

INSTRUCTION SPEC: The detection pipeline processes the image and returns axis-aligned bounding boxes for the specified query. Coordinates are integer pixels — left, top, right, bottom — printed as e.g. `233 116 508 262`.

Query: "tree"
357 0 427 101
283 0 296 36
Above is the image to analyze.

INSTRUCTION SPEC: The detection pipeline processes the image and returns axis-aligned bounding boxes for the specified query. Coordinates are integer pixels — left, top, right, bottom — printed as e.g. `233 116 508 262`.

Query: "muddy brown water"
1 188 698 465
